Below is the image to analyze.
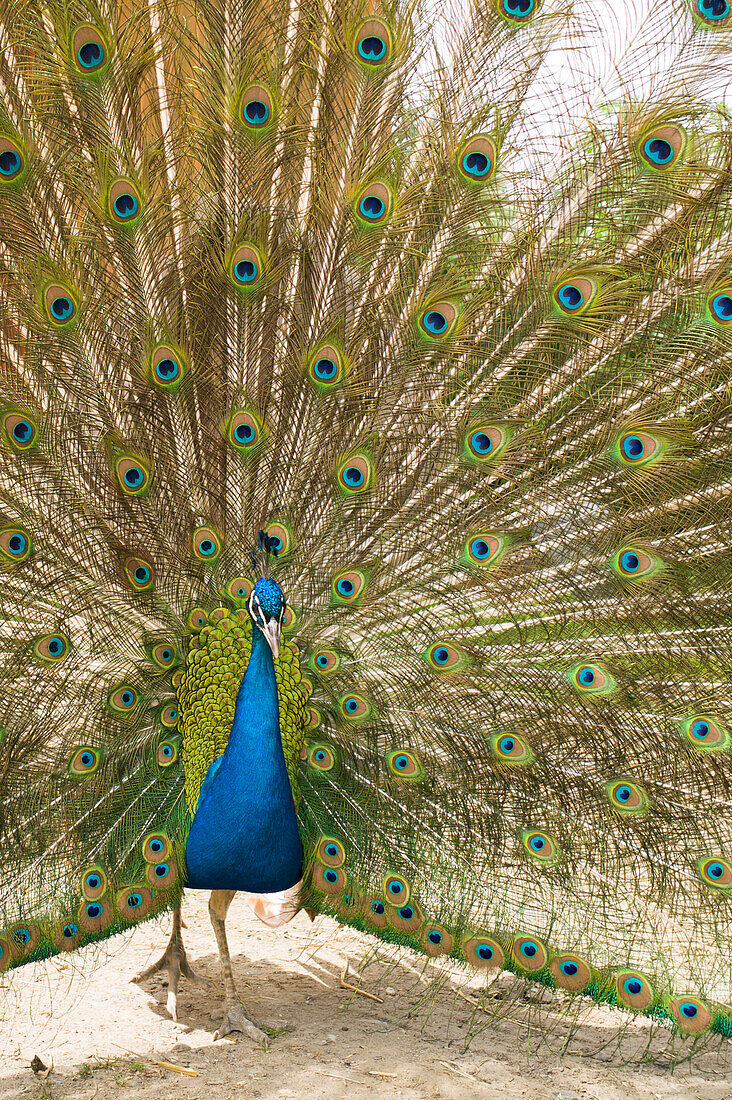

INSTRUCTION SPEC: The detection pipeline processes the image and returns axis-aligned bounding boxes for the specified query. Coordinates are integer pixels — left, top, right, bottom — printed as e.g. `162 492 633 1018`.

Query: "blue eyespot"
711 294 732 321
113 192 139 219
153 863 169 878
499 736 515 753
469 538 490 559
398 905 413 919
691 720 710 740
198 539 216 556
234 422 255 443
124 466 144 488
236 260 257 283
6 533 27 556
359 35 387 61
316 655 329 667
336 578 354 597
86 873 100 889
344 697 358 713
342 466 364 487
243 100 269 125
428 929 442 944
161 744 173 758
389 880 403 895
121 690 134 706
394 755 409 769
462 151 490 177
643 138 672 165
81 751 94 767
13 927 31 945
423 310 447 335
469 431 492 455
520 941 537 958
578 666 595 686
315 749 326 761
371 900 385 914
622 435 644 459
11 419 32 441
680 1001 699 1018
697 0 730 22
557 284 583 310
561 961 578 976
620 551 639 573
325 843 338 857
477 943 493 960
432 646 450 665
530 836 545 851
502 0 535 18
149 838 164 853
86 903 101 918
51 296 73 321
62 923 78 939
359 195 384 220
615 785 631 802
127 892 143 908
324 869 338 884
624 977 643 996
155 358 179 382
314 358 337 382
135 565 150 584
0 150 21 177
708 862 724 879
78 41 104 68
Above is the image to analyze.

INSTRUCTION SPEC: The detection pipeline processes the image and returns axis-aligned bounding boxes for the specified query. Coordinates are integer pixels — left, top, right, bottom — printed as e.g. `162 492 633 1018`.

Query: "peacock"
2 0 732 1052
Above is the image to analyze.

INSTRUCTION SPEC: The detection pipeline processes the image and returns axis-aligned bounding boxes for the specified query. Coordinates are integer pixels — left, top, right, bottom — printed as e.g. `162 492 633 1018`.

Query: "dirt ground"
0 892 730 1100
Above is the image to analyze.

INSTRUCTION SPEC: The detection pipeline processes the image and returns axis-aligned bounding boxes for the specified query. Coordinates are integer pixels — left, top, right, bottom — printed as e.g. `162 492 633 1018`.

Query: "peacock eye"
386 749 425 780
108 685 139 714
490 731 534 764
615 970 654 1010
499 0 538 21
332 569 367 603
457 135 496 183
229 244 264 288
336 453 373 494
513 935 548 970
72 24 108 73
680 714 730 751
339 693 372 721
463 423 510 462
115 456 151 495
316 837 346 867
418 300 459 340
0 137 25 182
549 953 592 991
638 125 686 169
568 662 616 695
192 526 221 561
610 545 663 582
695 0 731 27
355 182 393 226
520 828 559 863
44 283 78 325
33 633 71 662
463 935 505 970
697 855 732 889
69 746 103 776
353 19 392 65
239 85 274 129
426 641 468 671
553 276 597 316
605 777 649 814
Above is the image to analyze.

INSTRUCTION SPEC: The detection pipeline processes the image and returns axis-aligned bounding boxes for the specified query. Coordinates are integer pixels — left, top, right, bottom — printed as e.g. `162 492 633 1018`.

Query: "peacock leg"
209 889 269 1045
132 903 212 1021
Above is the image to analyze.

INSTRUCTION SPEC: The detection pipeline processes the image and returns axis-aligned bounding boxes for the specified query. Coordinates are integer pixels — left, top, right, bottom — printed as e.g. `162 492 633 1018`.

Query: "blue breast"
184 629 303 892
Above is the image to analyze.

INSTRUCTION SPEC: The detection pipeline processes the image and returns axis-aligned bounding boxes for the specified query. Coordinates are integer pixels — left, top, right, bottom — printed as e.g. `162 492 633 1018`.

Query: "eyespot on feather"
697 855 732 889
352 19 392 65
387 902 423 935
610 545 664 582
3 410 38 450
0 935 14 971
156 736 180 767
363 896 389 929
44 283 78 325
421 924 453 957
354 181 393 227
150 344 185 389
567 662 616 695
239 84 274 130
605 778 649 814
151 642 178 669
53 921 82 952
0 527 31 564
108 179 141 225
463 424 510 462
614 429 667 467
497 0 540 21
115 455 151 496
316 837 346 867
489 732 534 764
68 746 103 776
418 301 459 340
0 136 25 183
336 453 373 494
192 526 221 562
226 409 263 452
72 24 109 73
307 743 336 771
143 833 171 863
638 124 687 170
116 886 153 920
667 995 713 1034
229 244 264 288
425 641 468 672
339 693 372 721
549 953 592 992
332 569 367 603
553 276 598 316
187 607 208 631
264 521 292 557
146 859 178 888
313 863 348 894
309 648 340 674
462 934 505 970
680 714 731 751
615 970 654 1011
383 874 410 906
123 555 155 591
694 0 732 25
707 287 732 325
78 897 112 932
33 633 70 663
159 703 179 728
463 532 507 567
457 135 496 183
225 576 253 604
520 828 559 863
81 866 107 900
512 935 548 971
386 750 425 781
9 923 41 957
107 684 139 715
307 343 346 388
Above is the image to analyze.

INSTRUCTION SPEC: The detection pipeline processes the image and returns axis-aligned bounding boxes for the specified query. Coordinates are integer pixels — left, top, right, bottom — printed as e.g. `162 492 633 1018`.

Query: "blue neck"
184 626 303 892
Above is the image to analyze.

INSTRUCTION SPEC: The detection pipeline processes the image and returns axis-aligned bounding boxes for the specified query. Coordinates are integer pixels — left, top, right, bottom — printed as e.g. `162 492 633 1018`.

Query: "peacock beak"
261 615 281 659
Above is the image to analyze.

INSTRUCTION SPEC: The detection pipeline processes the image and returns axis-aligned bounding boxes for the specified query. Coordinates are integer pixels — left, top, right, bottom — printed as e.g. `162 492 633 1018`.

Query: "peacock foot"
132 910 212 1022
213 1002 271 1046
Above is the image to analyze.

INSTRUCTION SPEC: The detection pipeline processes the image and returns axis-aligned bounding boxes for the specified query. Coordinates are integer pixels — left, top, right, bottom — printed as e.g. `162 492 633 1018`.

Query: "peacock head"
248 577 286 659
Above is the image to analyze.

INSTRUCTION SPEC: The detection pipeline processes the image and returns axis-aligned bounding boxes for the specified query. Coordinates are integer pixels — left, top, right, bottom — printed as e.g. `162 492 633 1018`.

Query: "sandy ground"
0 892 730 1100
